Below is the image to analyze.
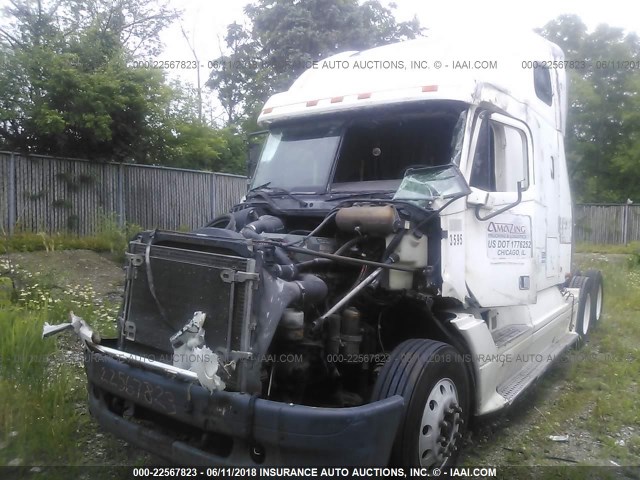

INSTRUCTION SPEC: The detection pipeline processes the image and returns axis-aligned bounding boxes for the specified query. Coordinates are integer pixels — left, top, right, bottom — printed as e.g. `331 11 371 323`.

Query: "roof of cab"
258 29 565 127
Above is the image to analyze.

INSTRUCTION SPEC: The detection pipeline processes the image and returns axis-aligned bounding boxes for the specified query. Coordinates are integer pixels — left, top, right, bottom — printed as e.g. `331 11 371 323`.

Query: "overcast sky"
1 0 638 121
162 0 639 120
164 0 640 77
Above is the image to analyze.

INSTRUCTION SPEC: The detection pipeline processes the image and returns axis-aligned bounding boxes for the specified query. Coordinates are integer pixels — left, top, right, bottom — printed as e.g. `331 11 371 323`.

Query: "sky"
1 0 638 121
161 0 640 120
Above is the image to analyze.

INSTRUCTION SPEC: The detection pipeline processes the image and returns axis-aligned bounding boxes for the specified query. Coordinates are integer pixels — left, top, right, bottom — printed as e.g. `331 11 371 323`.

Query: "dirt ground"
4 250 126 304
2 250 638 471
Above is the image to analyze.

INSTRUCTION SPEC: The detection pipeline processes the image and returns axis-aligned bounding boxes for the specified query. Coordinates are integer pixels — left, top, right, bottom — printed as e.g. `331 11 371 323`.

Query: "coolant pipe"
292 274 328 305
241 215 284 238
274 258 333 280
240 214 295 279
312 267 383 332
273 247 294 265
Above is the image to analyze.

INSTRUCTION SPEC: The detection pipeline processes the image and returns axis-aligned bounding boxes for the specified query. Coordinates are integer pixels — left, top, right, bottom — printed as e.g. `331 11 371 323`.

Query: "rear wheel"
371 339 470 468
570 275 593 341
584 270 604 326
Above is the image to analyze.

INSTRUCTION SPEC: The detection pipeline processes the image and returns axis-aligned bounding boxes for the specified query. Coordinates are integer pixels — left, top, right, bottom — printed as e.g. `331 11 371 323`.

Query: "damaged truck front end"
84 228 407 465
45 100 475 467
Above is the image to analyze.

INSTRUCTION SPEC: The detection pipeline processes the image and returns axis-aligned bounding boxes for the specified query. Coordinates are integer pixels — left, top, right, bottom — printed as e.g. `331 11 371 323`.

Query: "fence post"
211 173 217 219
7 152 16 235
623 200 632 246
116 162 125 228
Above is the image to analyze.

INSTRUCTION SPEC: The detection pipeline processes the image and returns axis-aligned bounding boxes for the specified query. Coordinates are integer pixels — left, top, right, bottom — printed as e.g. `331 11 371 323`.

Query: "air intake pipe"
241 215 285 238
240 215 295 275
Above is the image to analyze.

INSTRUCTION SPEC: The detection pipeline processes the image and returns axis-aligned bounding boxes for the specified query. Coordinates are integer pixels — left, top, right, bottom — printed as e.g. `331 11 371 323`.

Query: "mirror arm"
474 181 524 221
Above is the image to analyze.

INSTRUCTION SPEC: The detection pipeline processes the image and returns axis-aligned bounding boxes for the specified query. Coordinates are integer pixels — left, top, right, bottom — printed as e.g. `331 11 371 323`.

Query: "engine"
119 202 444 408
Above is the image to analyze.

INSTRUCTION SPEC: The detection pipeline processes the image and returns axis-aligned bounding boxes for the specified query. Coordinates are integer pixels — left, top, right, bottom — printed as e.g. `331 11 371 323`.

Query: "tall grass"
0 256 120 466
0 308 85 465
1 213 142 263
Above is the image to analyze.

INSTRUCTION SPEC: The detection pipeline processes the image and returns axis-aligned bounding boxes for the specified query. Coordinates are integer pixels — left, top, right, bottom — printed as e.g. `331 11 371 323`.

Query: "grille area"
122 241 255 369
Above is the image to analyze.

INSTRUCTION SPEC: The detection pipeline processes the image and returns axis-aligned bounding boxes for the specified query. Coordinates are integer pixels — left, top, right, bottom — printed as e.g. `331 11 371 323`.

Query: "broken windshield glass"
393 164 471 207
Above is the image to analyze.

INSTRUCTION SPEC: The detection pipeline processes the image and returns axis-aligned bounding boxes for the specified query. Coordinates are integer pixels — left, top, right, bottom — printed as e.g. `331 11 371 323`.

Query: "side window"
470 115 529 193
470 119 496 191
493 123 529 191
534 66 553 106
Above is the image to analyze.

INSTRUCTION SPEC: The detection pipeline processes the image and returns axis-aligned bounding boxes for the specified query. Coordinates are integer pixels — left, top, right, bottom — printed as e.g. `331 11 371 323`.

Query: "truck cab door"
464 112 537 307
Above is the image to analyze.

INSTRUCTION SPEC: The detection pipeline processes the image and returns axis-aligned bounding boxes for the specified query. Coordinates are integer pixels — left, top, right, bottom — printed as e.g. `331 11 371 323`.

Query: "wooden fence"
574 204 640 244
0 151 247 236
0 152 635 244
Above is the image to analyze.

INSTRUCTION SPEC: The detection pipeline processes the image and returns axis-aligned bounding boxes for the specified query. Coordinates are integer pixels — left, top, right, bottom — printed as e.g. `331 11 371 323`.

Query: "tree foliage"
0 0 243 172
540 15 640 202
207 0 422 127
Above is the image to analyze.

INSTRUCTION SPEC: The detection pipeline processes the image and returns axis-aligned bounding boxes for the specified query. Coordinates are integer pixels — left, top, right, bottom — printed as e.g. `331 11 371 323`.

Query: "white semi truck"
47 30 604 469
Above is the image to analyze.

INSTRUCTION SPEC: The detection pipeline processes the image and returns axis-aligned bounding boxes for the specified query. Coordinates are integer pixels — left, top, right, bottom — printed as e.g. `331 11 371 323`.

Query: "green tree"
539 15 640 202
0 0 245 173
207 0 422 127
0 0 180 161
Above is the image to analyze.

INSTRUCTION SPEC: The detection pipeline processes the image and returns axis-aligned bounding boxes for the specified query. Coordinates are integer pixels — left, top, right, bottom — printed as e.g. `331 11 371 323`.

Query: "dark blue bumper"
85 349 405 466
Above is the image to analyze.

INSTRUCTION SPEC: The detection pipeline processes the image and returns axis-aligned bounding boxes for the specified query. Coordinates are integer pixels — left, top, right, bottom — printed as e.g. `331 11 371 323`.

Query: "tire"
584 270 604 326
570 275 593 341
371 339 470 468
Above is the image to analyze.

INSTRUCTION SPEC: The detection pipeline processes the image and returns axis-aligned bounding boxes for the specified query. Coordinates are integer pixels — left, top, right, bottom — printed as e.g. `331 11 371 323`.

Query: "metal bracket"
123 321 136 341
230 350 253 361
220 269 259 284
474 181 524 222
126 253 144 267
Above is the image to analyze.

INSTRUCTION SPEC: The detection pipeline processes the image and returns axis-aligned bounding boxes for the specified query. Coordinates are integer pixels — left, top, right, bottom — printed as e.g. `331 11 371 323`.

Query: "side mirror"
247 130 268 179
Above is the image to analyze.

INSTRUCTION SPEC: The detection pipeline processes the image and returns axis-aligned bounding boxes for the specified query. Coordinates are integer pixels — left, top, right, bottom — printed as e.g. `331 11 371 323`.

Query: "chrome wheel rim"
582 292 592 335
595 284 603 321
418 378 462 467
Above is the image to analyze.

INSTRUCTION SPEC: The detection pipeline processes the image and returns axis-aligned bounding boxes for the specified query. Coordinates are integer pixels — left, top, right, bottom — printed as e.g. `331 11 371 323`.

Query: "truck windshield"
251 121 342 192
250 103 468 197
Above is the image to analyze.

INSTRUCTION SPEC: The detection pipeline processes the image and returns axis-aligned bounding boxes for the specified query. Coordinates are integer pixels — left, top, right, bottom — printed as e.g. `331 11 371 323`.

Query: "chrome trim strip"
88 343 198 381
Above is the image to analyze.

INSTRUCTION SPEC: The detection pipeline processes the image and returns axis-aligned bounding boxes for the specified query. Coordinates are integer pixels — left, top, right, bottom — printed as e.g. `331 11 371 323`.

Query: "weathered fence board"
124 164 216 231
214 173 249 216
574 204 640 244
0 151 247 236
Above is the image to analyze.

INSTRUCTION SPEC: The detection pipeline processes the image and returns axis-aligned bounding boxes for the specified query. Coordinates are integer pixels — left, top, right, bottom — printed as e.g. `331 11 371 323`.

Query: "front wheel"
371 339 470 468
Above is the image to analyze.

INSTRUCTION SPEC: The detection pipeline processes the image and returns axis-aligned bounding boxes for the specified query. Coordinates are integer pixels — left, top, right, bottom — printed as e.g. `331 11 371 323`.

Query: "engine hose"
278 244 414 272
283 210 338 246
382 229 406 260
241 215 285 238
334 236 365 256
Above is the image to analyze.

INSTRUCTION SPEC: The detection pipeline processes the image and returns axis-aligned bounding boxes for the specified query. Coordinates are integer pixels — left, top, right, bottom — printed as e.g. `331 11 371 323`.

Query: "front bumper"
85 346 405 466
